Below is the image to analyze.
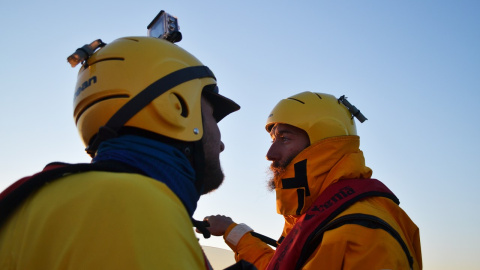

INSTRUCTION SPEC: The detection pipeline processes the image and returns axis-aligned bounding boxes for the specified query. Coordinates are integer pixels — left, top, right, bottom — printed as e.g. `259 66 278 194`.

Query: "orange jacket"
224 136 422 269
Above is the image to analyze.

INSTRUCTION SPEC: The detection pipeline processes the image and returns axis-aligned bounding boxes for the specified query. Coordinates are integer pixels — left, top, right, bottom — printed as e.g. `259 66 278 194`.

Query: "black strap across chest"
295 213 414 269
0 161 142 225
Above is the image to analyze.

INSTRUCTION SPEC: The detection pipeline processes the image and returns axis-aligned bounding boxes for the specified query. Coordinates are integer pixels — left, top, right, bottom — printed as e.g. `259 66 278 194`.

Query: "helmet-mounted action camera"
67 9 239 158
147 10 182 43
67 10 182 68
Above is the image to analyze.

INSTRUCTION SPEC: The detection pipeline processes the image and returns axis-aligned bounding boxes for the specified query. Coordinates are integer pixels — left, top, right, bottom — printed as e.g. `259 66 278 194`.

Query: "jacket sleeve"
223 223 276 270
301 223 418 270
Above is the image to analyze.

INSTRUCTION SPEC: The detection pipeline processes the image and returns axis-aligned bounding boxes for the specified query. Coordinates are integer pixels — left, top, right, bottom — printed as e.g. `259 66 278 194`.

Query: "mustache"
267 160 290 191
269 160 288 177
267 156 298 191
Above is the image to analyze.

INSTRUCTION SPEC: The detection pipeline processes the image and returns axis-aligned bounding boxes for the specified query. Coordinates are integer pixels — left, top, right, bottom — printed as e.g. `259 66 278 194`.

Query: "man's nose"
220 141 225 153
266 143 279 161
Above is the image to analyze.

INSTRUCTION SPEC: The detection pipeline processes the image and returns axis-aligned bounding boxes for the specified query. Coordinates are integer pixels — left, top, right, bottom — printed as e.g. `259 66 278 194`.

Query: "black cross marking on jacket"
282 159 310 215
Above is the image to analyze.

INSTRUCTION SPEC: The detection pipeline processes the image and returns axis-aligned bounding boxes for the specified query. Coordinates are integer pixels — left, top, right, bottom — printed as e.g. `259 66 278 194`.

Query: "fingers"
204 214 231 222
201 215 234 236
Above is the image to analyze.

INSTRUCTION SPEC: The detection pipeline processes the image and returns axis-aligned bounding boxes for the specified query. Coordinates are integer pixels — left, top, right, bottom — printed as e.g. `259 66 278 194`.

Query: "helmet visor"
203 85 240 122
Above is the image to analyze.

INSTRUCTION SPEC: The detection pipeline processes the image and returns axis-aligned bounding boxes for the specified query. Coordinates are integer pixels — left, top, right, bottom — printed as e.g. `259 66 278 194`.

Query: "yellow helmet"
73 36 239 156
265 91 366 144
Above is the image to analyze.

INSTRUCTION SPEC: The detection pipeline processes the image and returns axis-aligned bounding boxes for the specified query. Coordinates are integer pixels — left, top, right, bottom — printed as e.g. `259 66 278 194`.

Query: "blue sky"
0 1 479 269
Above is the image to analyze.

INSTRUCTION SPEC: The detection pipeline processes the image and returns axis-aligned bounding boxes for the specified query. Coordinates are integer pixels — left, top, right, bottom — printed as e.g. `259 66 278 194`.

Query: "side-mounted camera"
147 10 182 43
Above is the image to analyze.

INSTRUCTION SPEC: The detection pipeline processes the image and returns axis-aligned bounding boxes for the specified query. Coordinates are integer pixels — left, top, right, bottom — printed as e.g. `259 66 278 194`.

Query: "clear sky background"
1 1 479 269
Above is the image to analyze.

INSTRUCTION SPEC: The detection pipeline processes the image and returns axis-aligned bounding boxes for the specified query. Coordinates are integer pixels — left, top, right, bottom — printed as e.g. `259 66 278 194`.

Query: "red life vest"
266 178 414 270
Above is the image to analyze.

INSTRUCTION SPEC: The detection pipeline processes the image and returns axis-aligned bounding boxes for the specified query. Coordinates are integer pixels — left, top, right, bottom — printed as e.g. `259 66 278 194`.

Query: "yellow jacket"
0 170 208 269
224 136 422 269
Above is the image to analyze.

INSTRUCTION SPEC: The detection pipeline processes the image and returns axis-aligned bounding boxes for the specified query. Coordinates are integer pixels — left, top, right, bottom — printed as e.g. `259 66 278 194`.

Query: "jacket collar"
274 136 372 218
93 135 199 216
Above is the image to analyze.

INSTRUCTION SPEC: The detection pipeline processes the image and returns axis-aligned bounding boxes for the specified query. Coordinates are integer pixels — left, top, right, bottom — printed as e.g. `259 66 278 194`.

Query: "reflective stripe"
226 223 253 246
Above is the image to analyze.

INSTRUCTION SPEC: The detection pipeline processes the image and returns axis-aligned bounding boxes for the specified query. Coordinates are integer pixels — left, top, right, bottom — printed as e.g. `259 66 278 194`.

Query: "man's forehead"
270 123 300 136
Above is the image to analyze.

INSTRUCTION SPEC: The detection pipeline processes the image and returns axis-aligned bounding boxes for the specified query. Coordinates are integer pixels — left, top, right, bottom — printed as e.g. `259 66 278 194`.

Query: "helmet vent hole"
287 98 305 104
75 94 130 124
174 93 189 117
88 57 125 66
314 93 323 99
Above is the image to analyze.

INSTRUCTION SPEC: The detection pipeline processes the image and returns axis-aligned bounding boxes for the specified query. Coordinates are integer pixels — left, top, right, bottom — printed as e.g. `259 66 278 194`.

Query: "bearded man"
202 92 422 270
0 36 240 269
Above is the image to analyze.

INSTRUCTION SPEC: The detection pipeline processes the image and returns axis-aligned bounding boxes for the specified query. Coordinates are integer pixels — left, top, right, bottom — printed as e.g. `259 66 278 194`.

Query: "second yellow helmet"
265 92 363 144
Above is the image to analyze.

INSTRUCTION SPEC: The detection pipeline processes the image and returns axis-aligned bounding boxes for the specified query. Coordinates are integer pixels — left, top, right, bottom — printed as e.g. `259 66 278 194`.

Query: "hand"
203 215 234 236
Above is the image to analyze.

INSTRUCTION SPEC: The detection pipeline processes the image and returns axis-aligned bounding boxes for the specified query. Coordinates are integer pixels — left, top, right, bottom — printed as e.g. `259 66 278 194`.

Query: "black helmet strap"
86 65 215 156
